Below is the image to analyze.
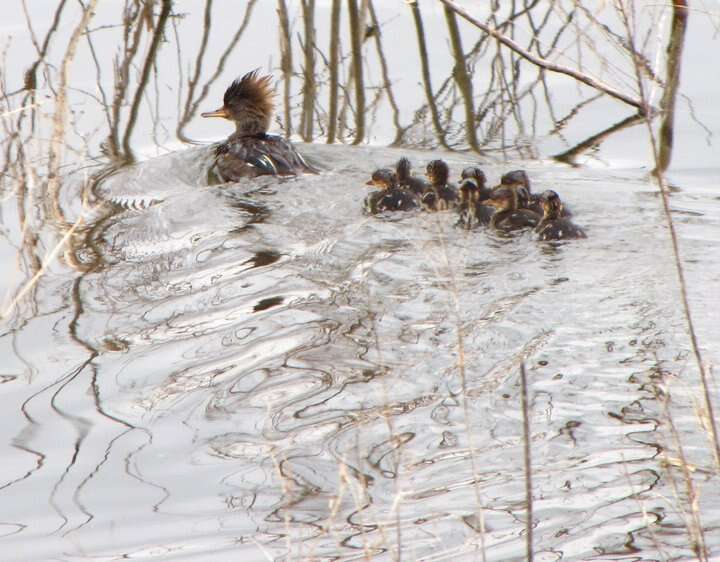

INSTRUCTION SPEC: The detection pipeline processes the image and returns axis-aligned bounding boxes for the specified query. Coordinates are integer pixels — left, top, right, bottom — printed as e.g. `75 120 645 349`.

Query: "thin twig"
45 0 98 220
121 0 173 160
519 363 534 562
277 0 293 136
347 0 365 144
439 0 651 113
443 5 480 152
326 0 341 143
407 1 450 149
616 0 714 555
300 0 317 141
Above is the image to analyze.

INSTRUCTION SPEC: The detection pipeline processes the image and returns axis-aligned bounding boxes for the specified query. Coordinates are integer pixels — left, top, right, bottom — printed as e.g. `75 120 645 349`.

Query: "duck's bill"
366 179 380 187
201 107 230 119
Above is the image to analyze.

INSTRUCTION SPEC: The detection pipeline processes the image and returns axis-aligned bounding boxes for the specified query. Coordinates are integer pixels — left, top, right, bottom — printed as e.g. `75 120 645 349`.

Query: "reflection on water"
1 1 719 561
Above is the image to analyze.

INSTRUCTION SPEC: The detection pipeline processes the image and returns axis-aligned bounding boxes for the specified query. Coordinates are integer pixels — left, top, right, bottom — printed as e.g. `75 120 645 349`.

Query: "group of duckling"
199 71 587 242
364 158 586 241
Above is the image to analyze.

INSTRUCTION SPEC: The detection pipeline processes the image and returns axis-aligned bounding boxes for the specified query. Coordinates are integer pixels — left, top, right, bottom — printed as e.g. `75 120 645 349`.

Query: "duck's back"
492 209 540 231
213 133 317 181
439 185 459 204
379 189 418 213
365 189 418 214
536 218 586 240
403 176 430 196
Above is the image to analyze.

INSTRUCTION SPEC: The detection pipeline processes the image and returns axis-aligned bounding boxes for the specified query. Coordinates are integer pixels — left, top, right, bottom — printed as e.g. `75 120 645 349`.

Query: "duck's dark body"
212 133 317 181
365 188 418 214
536 218 586 240
491 208 540 231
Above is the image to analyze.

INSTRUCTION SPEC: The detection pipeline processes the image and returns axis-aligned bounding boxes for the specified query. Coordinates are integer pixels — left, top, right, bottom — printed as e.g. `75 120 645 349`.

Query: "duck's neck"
431 174 448 189
477 185 492 202
543 206 562 221
233 114 270 137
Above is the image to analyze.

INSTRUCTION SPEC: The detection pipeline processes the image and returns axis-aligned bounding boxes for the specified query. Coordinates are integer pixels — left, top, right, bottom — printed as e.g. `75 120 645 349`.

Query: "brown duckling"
485 187 541 231
422 159 458 212
501 169 572 217
364 168 418 215
499 169 533 211
535 190 586 240
203 70 317 181
396 157 430 196
457 166 494 228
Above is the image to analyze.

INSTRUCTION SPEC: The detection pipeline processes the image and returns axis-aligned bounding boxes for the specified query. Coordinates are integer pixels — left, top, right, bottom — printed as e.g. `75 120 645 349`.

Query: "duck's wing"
390 189 419 211
364 191 384 215
474 202 495 225
259 134 318 175
537 218 586 240
406 176 430 195
214 134 318 181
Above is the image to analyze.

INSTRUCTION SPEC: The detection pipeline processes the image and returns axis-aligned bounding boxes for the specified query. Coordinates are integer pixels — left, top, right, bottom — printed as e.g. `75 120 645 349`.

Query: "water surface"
1 2 719 561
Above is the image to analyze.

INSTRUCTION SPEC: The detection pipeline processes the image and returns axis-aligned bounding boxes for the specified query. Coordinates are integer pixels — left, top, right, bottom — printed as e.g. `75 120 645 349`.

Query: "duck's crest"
224 69 274 113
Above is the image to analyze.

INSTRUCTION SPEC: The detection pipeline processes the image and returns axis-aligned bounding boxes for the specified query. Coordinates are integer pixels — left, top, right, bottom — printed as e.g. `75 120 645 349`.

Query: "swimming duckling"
203 70 317 181
499 169 534 211
422 159 458 212
535 190 586 240
364 168 418 215
396 157 430 196
457 166 494 228
485 187 541 231
501 169 572 217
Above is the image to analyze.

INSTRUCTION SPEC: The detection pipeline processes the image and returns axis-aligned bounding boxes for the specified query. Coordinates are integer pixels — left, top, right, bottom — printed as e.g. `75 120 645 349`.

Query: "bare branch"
439 0 652 114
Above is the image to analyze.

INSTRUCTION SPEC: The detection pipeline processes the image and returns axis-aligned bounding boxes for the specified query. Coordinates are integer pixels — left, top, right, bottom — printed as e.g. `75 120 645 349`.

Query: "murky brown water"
1 2 719 561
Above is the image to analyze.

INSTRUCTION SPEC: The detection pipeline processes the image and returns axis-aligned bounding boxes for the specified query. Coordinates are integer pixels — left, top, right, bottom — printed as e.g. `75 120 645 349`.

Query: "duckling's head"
501 170 530 191
486 188 517 211
366 168 398 190
540 190 564 219
426 159 449 187
461 166 487 188
396 157 412 182
202 70 274 135
493 180 529 209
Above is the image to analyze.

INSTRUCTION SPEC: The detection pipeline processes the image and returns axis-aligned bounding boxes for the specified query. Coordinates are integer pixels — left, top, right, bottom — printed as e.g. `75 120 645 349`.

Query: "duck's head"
540 190 564 219
486 188 517 211
461 166 487 188
494 176 529 208
202 70 274 135
425 159 449 187
501 170 531 191
366 168 398 190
